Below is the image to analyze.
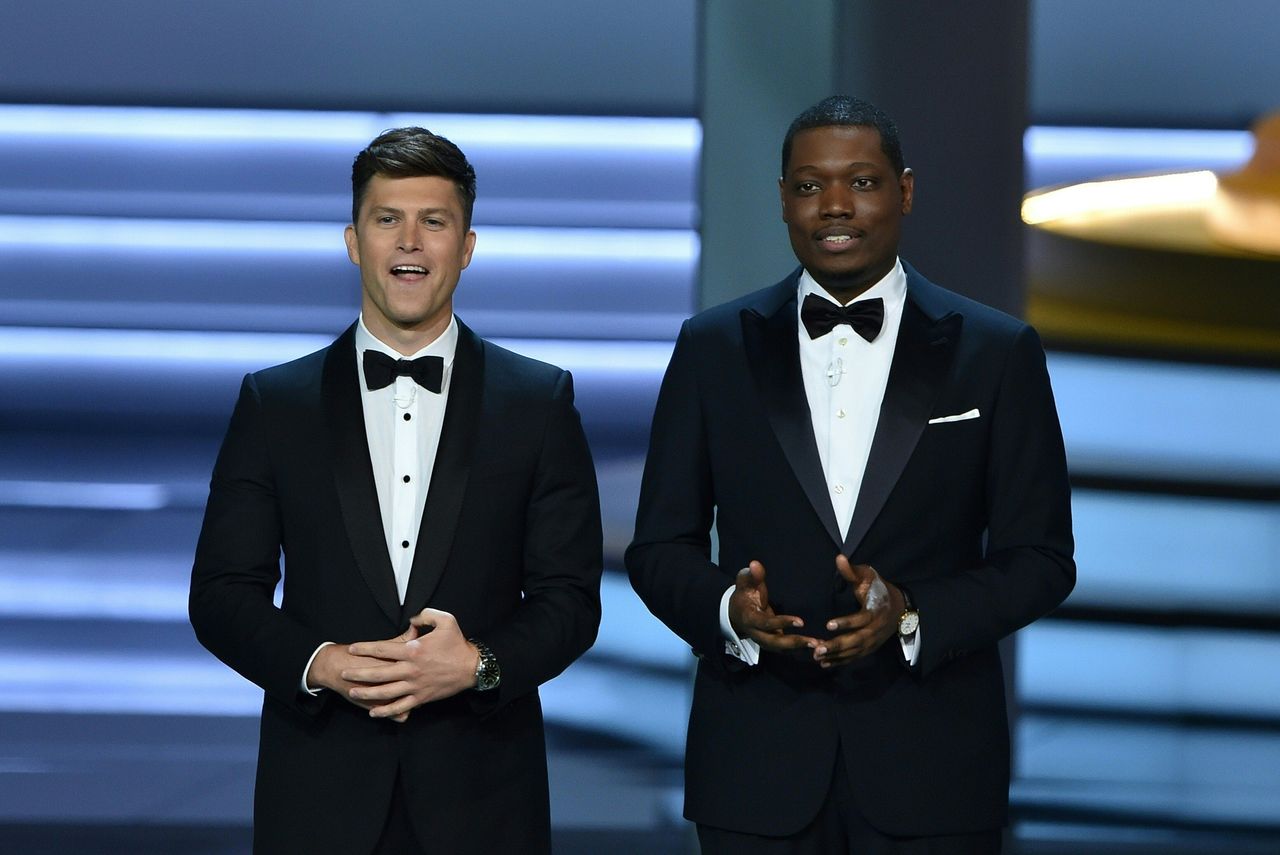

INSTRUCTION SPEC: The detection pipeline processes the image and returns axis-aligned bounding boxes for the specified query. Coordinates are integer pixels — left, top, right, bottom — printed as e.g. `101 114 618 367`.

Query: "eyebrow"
791 161 882 174
368 205 455 218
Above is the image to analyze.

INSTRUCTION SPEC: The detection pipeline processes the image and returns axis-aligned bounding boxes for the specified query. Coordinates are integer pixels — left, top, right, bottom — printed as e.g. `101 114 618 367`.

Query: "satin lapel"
322 324 401 626
843 299 961 554
742 285 844 549
401 322 484 618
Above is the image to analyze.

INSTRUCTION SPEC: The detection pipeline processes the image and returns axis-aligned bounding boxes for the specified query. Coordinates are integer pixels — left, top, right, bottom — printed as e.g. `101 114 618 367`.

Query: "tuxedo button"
838 337 848 346
401 540 410 548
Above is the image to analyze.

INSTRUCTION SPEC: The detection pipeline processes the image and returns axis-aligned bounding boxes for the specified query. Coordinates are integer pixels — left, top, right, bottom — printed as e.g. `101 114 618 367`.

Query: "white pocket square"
928 408 980 424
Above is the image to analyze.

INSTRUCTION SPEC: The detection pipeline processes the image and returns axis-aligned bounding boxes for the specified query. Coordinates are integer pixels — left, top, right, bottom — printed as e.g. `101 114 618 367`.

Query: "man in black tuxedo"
190 127 602 854
627 96 1074 853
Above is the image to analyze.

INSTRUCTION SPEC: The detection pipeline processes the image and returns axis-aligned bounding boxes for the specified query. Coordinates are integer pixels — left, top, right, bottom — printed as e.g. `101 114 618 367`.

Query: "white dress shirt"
301 314 457 693
720 260 919 666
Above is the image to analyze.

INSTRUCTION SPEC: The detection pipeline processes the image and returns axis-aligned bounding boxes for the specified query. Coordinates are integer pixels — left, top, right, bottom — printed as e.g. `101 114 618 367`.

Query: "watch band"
471 639 501 691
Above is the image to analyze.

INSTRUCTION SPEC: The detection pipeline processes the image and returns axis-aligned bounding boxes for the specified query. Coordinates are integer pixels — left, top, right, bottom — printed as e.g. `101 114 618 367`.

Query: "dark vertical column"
835 1 1030 316
697 0 838 310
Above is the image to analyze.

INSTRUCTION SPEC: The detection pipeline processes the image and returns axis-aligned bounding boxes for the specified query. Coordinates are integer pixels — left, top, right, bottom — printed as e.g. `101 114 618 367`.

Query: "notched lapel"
322 325 401 626
401 323 484 618
844 302 962 554
741 295 844 549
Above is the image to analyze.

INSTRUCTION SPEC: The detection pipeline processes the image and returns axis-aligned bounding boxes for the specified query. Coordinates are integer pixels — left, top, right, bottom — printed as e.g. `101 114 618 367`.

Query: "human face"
344 174 476 353
779 125 913 301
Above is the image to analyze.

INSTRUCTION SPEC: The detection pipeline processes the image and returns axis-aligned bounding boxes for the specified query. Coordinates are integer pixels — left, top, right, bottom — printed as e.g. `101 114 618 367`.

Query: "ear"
343 224 360 266
899 168 915 215
460 229 477 271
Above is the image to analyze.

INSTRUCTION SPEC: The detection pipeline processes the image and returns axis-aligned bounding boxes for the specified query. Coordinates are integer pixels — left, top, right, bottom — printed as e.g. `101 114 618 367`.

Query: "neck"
362 313 450 356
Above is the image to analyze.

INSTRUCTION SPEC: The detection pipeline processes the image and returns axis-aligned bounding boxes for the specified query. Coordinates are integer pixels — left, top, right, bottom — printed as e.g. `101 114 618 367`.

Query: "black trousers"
697 759 1002 855
372 770 427 855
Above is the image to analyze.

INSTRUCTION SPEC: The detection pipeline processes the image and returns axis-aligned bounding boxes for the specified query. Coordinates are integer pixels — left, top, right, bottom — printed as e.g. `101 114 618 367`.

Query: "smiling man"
628 96 1075 852
190 127 603 854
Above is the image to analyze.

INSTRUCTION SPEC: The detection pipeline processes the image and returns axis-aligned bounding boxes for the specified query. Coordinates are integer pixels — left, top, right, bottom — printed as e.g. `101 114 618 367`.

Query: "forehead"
360 173 463 215
786 125 889 175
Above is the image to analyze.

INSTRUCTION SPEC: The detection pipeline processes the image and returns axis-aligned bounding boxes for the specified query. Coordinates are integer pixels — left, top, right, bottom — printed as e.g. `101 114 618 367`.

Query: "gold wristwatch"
897 587 919 639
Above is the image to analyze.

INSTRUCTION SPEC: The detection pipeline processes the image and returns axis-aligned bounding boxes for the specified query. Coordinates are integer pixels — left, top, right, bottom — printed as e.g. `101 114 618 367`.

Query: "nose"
820 184 853 218
396 223 422 252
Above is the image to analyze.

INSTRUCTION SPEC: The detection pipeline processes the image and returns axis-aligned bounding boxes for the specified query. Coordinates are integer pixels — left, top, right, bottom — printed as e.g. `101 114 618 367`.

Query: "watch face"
898 611 919 636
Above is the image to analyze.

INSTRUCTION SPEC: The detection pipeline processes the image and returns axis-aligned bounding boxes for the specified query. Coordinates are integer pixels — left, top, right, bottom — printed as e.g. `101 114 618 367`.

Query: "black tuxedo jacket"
627 264 1074 837
190 321 602 854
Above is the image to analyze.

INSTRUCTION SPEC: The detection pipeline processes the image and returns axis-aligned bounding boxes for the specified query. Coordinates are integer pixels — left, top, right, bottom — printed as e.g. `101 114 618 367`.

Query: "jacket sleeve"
471 369 604 713
189 374 330 714
626 321 741 669
910 325 1076 677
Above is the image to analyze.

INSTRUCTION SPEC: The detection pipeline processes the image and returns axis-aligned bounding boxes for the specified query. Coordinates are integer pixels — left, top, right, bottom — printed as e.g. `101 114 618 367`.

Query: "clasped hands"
728 556 904 668
305 608 480 722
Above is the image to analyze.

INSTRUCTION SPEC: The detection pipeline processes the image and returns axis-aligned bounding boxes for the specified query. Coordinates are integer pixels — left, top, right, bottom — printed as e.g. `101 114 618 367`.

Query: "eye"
376 215 397 225
423 217 445 228
853 177 877 190
796 181 820 194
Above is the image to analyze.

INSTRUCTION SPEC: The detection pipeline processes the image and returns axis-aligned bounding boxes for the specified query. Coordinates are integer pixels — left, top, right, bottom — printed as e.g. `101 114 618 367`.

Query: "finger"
350 680 415 702
835 553 858 584
394 624 420 643
812 630 874 663
369 694 420 719
341 663 414 684
742 612 805 633
409 607 454 629
735 561 765 591
348 641 412 660
753 631 821 652
824 611 874 633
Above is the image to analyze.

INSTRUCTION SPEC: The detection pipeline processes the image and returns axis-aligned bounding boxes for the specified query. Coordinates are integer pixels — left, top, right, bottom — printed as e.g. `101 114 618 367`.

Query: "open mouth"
391 265 427 278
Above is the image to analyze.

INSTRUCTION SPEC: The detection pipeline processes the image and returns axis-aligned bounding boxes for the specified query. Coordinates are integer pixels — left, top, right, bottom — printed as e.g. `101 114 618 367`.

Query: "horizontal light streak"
0 215 697 261
1019 621 1280 718
1070 490 1280 612
0 104 699 151
0 326 331 365
1022 170 1217 224
1047 351 1280 482
0 326 675 375
1025 126 1251 162
0 480 168 511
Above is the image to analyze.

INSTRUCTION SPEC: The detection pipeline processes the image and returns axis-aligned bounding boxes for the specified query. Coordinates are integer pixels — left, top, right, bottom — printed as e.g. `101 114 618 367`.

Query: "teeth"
392 266 427 274
822 235 852 243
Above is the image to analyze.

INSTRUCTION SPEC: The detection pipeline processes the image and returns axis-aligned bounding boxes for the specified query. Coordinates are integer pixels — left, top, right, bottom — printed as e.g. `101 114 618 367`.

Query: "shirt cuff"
301 641 335 695
719 584 760 665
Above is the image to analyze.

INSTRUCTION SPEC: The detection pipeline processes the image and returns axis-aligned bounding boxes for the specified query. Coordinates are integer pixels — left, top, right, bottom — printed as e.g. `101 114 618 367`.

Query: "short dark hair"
781 95 905 178
351 127 477 228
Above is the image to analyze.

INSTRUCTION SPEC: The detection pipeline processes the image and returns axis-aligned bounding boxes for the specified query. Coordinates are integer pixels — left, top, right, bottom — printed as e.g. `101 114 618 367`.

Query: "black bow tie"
362 350 444 393
800 294 885 341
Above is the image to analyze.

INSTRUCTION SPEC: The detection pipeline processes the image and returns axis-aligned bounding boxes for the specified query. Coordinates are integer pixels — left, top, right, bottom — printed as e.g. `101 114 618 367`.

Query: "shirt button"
834 485 845 495
403 413 411 421
838 337 848 346
836 408 846 419
403 475 411 483
401 540 410 548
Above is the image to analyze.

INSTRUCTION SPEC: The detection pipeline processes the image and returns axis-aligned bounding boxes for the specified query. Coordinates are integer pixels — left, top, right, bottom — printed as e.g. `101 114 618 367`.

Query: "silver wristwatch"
472 640 501 692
